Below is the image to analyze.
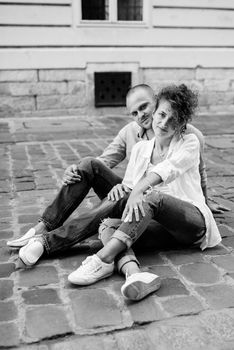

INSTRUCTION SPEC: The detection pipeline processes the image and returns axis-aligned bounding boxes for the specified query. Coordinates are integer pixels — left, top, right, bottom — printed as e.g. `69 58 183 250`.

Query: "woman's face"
152 99 178 140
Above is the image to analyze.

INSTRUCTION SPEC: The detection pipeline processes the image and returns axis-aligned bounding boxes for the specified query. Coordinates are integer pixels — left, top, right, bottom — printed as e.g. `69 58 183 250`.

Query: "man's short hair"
126 84 155 101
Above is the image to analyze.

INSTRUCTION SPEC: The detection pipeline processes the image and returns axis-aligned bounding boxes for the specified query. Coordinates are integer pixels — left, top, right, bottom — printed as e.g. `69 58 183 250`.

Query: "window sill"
78 20 148 28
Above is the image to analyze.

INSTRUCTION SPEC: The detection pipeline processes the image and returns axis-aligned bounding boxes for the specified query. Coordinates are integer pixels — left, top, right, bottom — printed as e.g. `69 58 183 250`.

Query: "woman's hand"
107 183 131 202
62 164 81 186
121 190 145 222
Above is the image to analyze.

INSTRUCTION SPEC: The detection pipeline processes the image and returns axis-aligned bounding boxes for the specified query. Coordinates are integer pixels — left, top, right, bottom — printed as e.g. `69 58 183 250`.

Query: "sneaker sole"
121 277 161 301
7 237 31 248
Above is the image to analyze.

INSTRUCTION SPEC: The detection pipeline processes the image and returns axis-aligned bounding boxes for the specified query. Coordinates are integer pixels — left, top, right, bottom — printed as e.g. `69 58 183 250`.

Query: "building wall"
0 0 234 117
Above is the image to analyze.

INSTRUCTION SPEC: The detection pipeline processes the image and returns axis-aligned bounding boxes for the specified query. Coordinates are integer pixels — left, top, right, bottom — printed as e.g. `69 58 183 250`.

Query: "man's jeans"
40 157 123 253
99 191 206 273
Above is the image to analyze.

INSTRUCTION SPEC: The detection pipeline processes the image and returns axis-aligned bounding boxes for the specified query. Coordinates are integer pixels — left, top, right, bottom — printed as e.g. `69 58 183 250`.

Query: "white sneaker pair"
68 255 161 300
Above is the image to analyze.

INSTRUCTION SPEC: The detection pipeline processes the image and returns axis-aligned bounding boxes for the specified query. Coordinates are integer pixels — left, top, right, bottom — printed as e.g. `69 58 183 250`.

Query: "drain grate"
95 72 131 107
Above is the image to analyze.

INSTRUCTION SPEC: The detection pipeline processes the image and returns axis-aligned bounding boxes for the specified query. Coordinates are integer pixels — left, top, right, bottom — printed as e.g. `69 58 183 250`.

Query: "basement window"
95 72 131 107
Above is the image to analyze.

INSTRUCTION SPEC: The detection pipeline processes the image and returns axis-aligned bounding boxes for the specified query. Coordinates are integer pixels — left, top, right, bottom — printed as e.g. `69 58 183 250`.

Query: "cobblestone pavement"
0 114 234 350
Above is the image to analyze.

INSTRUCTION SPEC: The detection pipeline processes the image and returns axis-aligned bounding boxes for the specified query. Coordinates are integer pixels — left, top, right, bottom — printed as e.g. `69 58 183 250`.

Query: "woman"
67 84 221 301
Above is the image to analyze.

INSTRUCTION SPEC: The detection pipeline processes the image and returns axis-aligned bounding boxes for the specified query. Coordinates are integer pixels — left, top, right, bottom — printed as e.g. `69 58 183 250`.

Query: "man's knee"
79 156 96 168
98 218 122 245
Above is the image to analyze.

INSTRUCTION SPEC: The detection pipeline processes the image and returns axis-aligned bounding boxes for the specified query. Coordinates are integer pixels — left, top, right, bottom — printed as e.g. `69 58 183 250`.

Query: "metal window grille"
95 72 131 107
81 0 109 20
118 0 143 21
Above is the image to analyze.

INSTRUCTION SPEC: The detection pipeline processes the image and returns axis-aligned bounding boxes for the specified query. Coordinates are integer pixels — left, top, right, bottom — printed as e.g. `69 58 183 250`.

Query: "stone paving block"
69 289 122 329
0 262 15 277
0 322 20 348
25 306 72 341
115 329 154 350
227 272 234 280
155 278 189 297
85 273 123 290
222 237 234 250
0 279 13 300
18 214 40 224
0 245 12 261
161 296 204 316
18 266 59 287
0 300 17 321
212 255 234 272
51 334 116 350
58 252 90 271
18 345 49 350
165 250 205 265
22 288 61 305
137 252 165 266
15 181 36 191
0 179 11 193
179 262 221 284
218 224 234 237
201 311 234 342
146 317 219 350
147 265 177 278
127 297 166 323
196 284 234 309
0 230 13 238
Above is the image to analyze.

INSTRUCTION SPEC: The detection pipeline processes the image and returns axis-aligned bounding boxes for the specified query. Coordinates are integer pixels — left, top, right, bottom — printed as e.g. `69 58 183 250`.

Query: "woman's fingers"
108 184 125 202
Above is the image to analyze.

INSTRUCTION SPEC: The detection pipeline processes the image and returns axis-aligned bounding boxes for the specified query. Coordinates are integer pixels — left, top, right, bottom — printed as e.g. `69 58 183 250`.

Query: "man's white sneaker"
7 228 36 248
19 237 44 266
121 272 161 301
68 254 114 285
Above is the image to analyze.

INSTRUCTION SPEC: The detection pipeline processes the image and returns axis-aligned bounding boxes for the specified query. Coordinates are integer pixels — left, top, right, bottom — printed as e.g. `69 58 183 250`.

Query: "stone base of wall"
0 68 234 118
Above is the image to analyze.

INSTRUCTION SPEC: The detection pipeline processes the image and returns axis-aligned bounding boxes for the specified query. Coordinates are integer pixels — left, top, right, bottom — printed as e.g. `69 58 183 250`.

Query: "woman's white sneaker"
121 272 161 301
68 254 114 285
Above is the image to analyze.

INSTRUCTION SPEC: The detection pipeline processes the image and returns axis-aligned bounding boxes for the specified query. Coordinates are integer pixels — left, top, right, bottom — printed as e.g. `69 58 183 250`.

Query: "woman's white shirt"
122 133 221 250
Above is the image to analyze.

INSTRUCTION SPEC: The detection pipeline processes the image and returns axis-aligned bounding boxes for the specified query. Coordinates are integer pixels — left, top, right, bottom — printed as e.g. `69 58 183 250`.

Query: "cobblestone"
0 114 234 348
22 288 61 305
25 306 72 341
179 262 221 284
69 289 123 329
196 285 234 309
0 279 14 300
0 300 17 321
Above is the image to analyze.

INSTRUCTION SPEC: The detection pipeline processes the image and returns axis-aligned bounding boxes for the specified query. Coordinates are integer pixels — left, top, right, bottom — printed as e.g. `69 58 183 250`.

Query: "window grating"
95 72 131 107
118 0 143 21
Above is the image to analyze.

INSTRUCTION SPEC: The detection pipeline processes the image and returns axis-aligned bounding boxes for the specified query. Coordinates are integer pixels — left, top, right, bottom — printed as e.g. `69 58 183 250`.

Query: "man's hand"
121 191 145 222
62 164 81 186
107 183 131 202
207 199 230 214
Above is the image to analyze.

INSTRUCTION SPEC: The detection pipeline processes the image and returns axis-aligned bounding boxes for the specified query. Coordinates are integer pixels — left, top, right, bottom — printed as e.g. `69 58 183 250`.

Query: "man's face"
126 89 156 130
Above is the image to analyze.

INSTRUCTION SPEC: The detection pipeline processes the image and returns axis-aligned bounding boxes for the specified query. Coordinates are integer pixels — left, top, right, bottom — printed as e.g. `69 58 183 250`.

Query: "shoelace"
81 256 99 273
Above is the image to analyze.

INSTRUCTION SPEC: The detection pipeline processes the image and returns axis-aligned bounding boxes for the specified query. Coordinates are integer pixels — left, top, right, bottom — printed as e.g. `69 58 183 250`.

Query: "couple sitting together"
8 83 221 301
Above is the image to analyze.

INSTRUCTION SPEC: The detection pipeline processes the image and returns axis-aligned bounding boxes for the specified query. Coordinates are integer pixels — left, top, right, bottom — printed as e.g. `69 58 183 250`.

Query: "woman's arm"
122 172 162 222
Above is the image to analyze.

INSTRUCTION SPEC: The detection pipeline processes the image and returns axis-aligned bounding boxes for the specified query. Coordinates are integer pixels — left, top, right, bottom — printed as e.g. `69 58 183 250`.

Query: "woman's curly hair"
156 84 198 134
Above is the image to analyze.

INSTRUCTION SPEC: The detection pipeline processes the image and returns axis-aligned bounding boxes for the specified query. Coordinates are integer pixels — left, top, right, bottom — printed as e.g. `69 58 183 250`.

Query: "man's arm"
97 122 139 169
97 132 126 169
